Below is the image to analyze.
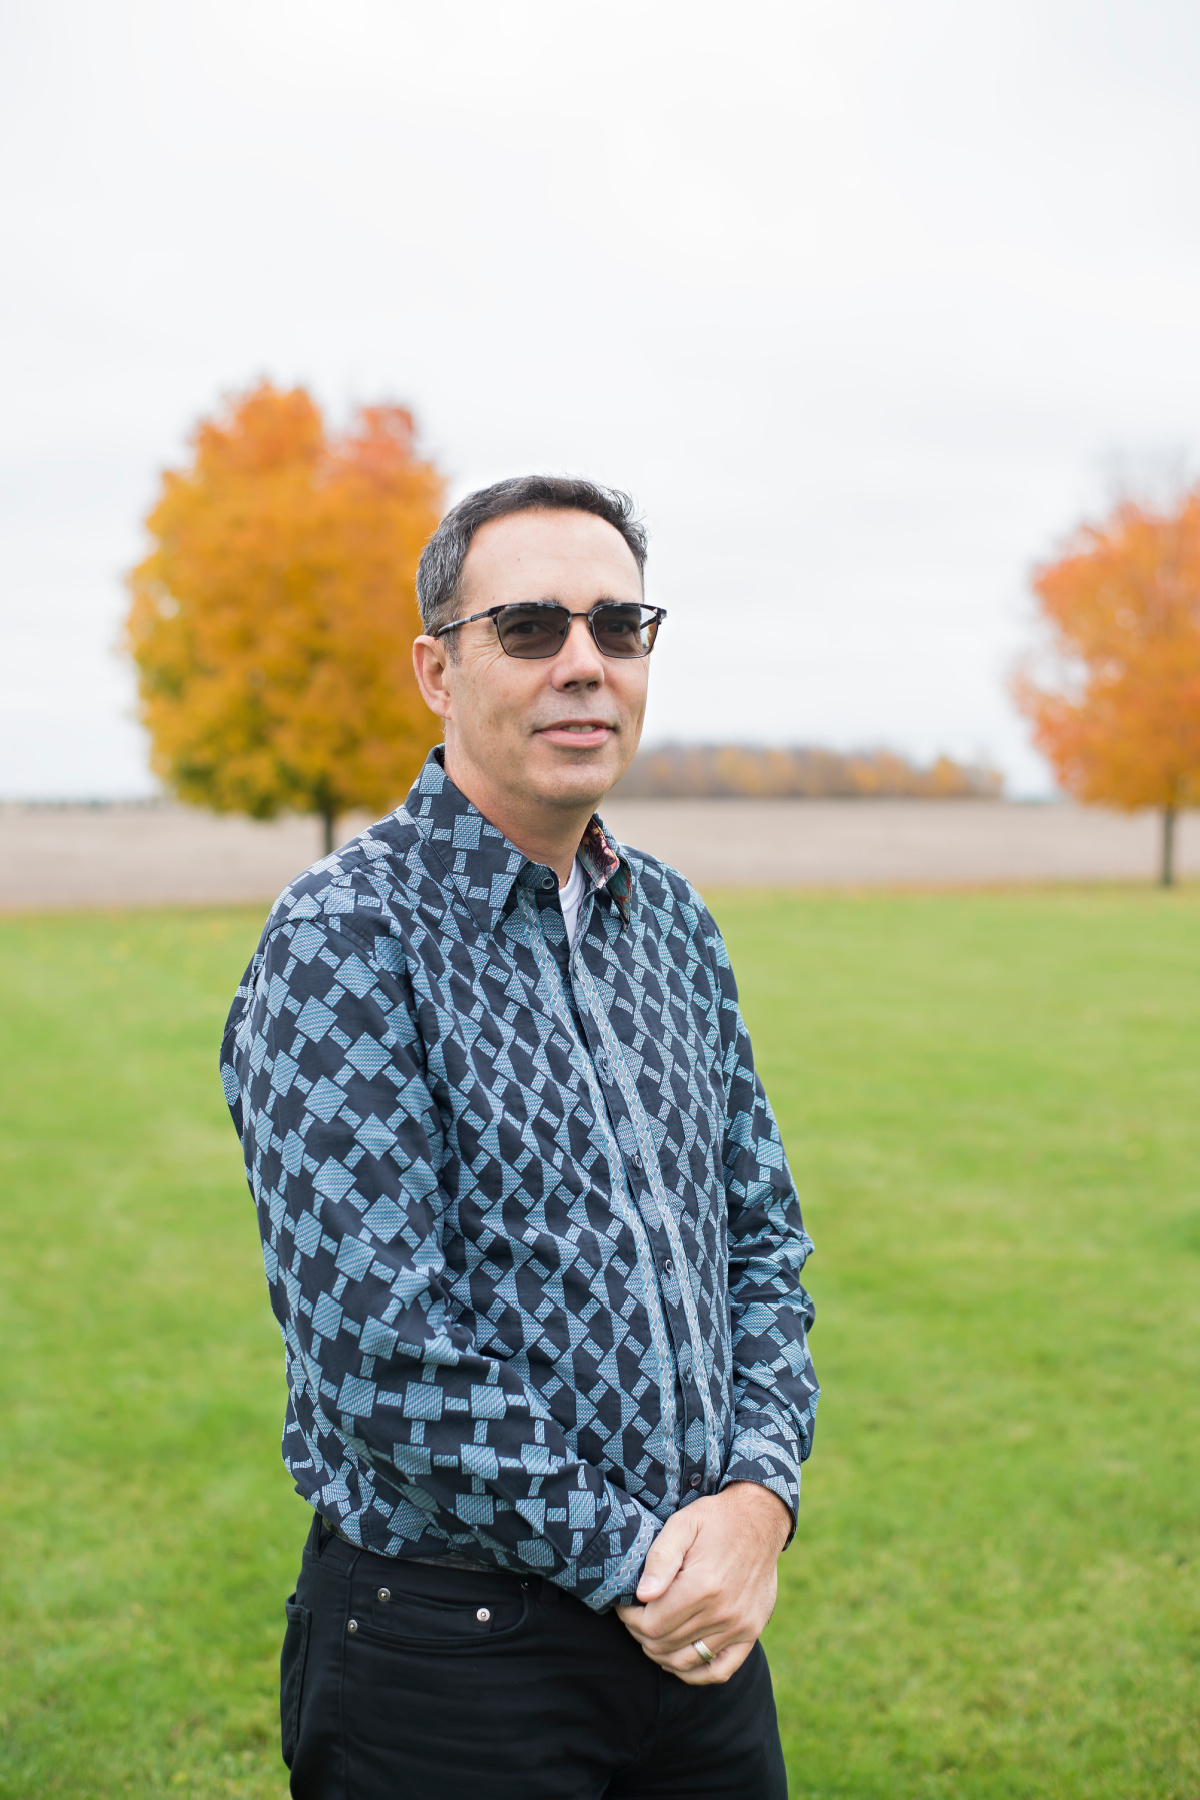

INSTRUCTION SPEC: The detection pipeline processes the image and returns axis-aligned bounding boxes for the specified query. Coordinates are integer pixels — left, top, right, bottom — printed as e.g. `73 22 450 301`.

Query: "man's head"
412 477 659 858
416 475 647 640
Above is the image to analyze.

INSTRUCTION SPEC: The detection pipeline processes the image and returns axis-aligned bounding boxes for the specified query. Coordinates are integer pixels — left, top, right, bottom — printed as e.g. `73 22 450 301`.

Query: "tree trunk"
1160 806 1176 887
321 806 336 858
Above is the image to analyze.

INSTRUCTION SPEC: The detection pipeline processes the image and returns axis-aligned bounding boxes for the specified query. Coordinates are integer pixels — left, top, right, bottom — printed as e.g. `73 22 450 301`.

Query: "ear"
413 634 453 721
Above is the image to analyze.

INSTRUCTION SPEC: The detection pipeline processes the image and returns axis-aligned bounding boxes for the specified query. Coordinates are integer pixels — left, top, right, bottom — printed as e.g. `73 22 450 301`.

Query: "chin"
536 755 619 809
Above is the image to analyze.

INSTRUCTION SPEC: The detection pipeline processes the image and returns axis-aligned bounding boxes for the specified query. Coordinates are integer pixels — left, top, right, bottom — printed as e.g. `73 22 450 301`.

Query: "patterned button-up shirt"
221 750 817 1611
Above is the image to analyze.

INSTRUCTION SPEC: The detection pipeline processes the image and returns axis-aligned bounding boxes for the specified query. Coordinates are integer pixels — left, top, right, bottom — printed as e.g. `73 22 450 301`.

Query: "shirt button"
476 1607 491 1623
689 1474 702 1490
540 874 556 891
662 1258 674 1277
629 1151 641 1169
596 1055 609 1078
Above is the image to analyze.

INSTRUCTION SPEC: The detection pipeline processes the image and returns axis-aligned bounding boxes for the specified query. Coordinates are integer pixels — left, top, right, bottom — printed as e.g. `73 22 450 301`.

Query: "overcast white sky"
3 0 1200 798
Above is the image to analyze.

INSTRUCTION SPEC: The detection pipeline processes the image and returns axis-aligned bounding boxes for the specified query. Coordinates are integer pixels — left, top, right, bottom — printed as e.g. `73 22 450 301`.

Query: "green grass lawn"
0 890 1197 1798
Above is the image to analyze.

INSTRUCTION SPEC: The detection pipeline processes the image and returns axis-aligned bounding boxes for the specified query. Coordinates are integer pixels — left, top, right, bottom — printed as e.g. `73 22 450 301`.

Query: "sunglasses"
434 601 666 660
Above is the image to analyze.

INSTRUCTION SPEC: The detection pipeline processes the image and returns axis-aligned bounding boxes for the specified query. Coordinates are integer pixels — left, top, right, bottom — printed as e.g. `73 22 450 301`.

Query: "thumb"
637 1510 698 1602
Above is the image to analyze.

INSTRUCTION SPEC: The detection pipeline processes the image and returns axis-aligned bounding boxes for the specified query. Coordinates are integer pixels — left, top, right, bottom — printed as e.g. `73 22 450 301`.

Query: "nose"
549 612 605 686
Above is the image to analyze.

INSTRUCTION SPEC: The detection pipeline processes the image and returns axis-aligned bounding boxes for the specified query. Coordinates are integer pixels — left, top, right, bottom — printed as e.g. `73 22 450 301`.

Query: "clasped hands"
616 1481 791 1687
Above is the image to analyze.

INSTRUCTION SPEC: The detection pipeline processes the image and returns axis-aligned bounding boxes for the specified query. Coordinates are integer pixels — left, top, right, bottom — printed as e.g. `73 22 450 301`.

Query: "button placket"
569 954 723 1487
571 994 630 1156
515 887 683 1507
655 1271 715 1493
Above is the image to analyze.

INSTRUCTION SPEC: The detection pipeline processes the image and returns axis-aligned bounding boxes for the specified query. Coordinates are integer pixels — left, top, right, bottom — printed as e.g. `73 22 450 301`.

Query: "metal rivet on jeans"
377 1588 391 1602
476 1607 491 1622
348 1618 359 1632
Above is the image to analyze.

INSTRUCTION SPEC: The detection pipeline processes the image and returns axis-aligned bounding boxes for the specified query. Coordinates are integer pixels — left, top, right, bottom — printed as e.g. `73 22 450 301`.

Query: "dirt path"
1 799 1188 913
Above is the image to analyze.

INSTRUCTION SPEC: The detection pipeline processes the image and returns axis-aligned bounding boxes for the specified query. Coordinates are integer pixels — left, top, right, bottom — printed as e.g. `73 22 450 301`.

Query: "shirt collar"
401 747 633 932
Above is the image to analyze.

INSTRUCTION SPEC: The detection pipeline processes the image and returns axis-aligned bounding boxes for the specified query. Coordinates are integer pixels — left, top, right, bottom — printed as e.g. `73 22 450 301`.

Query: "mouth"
534 720 616 750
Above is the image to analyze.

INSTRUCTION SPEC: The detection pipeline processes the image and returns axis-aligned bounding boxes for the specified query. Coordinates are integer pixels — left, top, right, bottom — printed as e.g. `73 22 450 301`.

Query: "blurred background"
5 0 1200 802
1 3 1198 1798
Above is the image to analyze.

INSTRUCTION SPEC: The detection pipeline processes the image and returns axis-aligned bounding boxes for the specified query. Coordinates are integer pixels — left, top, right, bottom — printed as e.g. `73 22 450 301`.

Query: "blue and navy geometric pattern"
221 749 817 1612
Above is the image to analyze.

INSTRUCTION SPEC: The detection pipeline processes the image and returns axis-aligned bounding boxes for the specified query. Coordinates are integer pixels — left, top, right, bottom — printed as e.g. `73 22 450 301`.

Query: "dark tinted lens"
495 604 570 658
592 605 658 657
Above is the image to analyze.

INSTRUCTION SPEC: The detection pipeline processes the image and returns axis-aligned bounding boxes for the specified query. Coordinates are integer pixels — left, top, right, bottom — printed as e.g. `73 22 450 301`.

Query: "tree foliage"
1014 492 1200 882
126 382 444 849
613 744 1002 800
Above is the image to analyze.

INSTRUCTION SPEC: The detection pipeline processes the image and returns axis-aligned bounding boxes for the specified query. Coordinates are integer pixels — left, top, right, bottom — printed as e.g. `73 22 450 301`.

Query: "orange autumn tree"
126 382 445 854
1014 491 1200 885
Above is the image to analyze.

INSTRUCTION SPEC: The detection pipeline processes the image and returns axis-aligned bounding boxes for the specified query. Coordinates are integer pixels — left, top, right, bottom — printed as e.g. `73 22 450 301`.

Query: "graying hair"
415 475 648 641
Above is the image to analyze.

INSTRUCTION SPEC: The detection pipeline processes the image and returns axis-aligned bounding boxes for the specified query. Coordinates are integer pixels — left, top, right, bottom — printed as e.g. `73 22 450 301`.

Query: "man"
221 475 818 1799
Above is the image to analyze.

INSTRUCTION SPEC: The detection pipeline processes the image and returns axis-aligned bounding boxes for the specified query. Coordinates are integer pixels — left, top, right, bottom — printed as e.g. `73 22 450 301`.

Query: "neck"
442 746 594 885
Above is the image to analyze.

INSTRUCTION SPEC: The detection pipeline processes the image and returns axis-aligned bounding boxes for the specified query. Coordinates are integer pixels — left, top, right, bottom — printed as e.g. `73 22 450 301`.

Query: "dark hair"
415 475 648 637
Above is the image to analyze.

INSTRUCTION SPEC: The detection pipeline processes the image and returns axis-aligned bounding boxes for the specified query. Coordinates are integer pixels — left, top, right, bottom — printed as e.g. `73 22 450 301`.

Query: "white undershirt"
558 858 587 949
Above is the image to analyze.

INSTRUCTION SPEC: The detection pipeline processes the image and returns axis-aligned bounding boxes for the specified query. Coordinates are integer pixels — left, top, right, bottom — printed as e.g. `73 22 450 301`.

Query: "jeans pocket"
281 1596 312 1768
357 1586 530 1650
345 1562 532 1653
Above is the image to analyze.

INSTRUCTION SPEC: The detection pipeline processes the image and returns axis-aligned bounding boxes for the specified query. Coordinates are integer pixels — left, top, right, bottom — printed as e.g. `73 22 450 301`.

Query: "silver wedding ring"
693 1638 716 1665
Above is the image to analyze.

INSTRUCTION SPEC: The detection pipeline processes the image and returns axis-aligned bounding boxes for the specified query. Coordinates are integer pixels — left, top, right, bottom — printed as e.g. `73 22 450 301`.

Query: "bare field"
0 798 1189 912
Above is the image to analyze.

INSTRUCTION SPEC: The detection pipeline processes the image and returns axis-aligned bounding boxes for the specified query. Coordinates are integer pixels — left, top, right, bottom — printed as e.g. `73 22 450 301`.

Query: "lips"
535 721 615 748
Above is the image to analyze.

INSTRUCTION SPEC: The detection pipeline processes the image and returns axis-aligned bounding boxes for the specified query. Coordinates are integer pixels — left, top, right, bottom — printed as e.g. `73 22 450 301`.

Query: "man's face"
416 508 651 818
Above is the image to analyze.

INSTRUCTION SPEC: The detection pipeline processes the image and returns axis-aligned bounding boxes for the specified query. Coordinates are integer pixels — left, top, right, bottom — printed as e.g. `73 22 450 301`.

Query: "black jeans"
282 1514 788 1799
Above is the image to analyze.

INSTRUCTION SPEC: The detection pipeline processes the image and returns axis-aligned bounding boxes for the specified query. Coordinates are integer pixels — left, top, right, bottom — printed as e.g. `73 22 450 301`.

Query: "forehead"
459 507 643 604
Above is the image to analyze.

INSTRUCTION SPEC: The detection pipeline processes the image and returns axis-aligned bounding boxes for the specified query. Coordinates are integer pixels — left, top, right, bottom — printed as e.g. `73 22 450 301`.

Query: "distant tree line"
610 744 1004 801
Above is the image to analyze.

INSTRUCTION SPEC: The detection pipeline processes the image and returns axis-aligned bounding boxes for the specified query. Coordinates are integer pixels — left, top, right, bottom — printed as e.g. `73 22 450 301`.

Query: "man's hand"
616 1482 791 1686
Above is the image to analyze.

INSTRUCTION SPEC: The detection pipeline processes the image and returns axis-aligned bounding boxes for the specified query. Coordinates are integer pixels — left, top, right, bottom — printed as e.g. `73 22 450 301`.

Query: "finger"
635 1621 741 1671
667 1639 756 1688
653 1630 736 1672
633 1589 731 1654
636 1510 698 1603
640 1568 779 1657
617 1601 714 1656
637 1610 718 1655
615 1603 653 1646
636 1565 772 1654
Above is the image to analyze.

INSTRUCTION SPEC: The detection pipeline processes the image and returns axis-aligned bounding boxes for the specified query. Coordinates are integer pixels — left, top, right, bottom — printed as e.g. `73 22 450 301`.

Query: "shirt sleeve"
221 907 659 1611
703 911 818 1535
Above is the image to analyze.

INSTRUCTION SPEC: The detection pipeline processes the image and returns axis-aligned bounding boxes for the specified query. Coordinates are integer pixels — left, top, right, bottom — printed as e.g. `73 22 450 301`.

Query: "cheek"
613 667 650 721
456 659 543 738
492 670 548 729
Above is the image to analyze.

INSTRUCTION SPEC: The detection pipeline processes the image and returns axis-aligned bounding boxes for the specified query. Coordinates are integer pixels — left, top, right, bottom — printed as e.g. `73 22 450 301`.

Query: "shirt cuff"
721 1427 803 1546
578 1494 662 1613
